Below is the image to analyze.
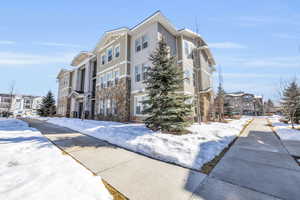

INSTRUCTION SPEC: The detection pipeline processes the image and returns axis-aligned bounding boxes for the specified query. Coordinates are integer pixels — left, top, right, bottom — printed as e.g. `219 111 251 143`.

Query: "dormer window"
107 47 113 62
135 39 141 52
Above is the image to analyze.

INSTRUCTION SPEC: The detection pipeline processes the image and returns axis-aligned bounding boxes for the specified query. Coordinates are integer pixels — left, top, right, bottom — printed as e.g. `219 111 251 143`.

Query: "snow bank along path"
37 117 252 170
269 115 300 141
0 118 112 200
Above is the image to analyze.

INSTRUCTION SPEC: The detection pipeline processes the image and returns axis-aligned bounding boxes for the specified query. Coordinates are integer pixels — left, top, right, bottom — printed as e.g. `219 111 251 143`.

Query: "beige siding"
130 22 158 93
96 34 127 73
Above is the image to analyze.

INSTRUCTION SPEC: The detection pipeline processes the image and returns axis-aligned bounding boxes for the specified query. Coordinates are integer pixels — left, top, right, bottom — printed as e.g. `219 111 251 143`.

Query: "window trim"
135 65 141 82
135 38 141 52
101 53 106 65
134 95 148 116
114 44 120 58
142 35 148 49
107 46 113 62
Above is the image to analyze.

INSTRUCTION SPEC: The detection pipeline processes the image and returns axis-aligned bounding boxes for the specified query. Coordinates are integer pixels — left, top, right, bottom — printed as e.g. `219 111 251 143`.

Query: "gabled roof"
56 69 70 79
129 11 177 36
71 51 95 66
73 11 216 67
93 27 129 53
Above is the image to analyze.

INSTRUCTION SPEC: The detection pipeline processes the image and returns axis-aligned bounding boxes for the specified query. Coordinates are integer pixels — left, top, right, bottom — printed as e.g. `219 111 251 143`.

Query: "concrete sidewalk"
23 118 206 200
191 118 300 200
23 118 300 200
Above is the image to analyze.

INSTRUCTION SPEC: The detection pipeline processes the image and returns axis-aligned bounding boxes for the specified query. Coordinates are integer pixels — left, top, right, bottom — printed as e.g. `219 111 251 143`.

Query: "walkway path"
22 118 206 200
23 118 300 200
191 118 300 200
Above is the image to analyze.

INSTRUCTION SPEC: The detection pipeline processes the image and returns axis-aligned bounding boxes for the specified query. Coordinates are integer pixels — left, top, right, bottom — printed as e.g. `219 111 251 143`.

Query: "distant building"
0 93 12 116
0 93 42 117
224 92 263 116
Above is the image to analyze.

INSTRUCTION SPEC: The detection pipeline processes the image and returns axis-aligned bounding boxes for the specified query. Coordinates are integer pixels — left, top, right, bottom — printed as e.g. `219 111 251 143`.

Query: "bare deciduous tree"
7 81 15 118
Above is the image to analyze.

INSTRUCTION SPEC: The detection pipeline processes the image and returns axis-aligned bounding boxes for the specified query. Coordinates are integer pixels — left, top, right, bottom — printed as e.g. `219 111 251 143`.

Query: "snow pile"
37 117 251 170
0 118 112 200
269 115 300 141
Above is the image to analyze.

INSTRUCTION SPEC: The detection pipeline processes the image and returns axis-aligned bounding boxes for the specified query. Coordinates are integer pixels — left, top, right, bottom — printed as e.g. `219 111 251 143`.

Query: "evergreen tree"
38 91 56 117
280 81 300 128
215 83 225 121
142 40 193 133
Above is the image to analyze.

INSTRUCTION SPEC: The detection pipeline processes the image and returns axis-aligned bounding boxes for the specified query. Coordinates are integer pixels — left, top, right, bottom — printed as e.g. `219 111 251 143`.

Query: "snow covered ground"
0 118 112 200
36 117 251 170
269 115 300 141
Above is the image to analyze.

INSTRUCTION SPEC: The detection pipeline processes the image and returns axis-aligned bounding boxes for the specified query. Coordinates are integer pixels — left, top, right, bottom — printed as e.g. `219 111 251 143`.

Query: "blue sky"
0 0 299 101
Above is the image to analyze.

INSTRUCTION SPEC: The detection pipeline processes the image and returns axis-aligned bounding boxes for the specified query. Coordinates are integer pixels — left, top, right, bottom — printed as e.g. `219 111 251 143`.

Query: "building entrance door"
78 102 83 118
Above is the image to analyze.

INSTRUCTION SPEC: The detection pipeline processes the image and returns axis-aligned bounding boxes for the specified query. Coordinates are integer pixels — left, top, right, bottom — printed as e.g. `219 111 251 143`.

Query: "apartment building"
224 92 263 116
57 11 216 122
0 93 42 117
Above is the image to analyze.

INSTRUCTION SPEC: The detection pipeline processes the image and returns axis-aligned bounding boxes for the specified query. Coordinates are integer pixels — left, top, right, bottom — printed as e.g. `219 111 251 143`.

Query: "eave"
71 51 95 66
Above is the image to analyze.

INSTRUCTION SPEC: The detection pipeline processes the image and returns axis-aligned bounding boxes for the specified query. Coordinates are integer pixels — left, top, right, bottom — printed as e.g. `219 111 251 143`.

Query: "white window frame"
112 99 117 115
106 98 111 115
101 53 106 65
134 95 148 116
103 74 107 88
135 38 141 52
107 47 113 62
184 41 189 56
114 69 119 85
142 35 148 49
142 63 149 81
134 96 142 115
114 44 120 58
135 65 141 82
184 69 191 84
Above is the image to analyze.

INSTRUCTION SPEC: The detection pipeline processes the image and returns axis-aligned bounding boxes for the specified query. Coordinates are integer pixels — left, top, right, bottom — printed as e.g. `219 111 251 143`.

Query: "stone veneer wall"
95 77 131 122
198 91 213 122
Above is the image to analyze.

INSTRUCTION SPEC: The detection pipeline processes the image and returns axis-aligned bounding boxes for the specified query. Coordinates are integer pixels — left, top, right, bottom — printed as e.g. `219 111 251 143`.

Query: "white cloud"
217 56 300 68
35 42 80 48
237 16 300 26
0 51 76 65
0 40 16 45
209 42 247 49
272 33 300 40
223 73 280 79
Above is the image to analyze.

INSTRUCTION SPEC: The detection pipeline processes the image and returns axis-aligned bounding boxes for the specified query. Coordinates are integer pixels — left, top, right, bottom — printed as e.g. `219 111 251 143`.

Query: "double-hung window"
103 74 107 88
142 63 149 80
100 99 104 115
107 47 113 62
101 53 106 65
142 35 148 49
106 99 111 115
135 39 141 52
106 73 111 87
184 70 191 84
114 70 119 85
135 96 142 115
135 65 141 82
184 41 189 56
112 99 117 115
114 45 120 58
100 76 104 88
